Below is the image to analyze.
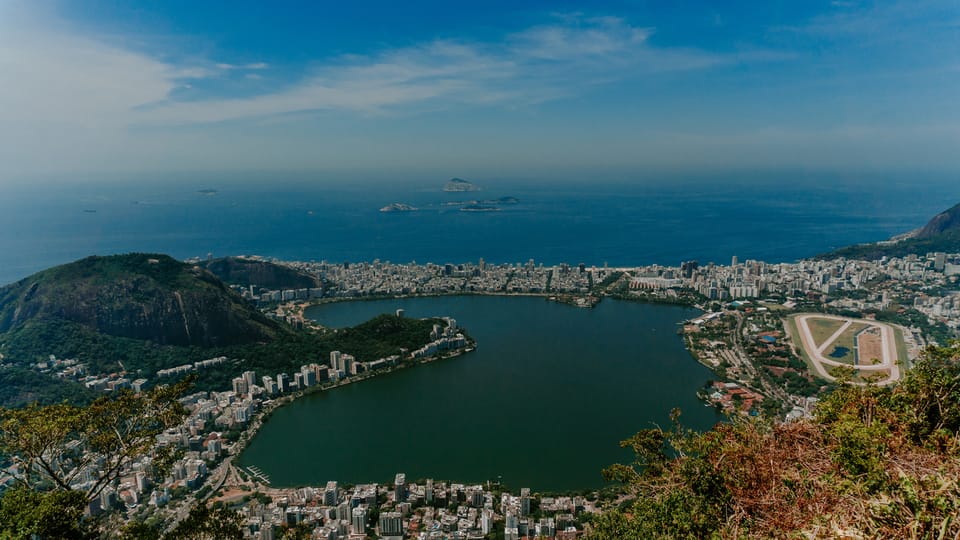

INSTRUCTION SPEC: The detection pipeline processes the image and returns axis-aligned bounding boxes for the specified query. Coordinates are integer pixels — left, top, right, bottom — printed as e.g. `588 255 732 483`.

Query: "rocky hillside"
0 254 287 347
819 200 960 260
913 201 960 239
200 256 321 290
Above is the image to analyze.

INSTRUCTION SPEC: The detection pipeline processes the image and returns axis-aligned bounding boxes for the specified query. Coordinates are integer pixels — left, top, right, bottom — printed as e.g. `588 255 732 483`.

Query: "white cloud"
216 62 270 70
508 15 652 60
14 5 949 177
0 8 735 151
0 10 185 176
132 14 731 126
789 0 960 45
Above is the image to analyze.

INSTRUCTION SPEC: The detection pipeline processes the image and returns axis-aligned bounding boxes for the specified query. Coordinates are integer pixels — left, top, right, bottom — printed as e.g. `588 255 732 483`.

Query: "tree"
281 522 313 539
0 486 94 539
118 520 162 540
588 344 960 539
0 376 195 538
165 503 245 540
0 376 194 503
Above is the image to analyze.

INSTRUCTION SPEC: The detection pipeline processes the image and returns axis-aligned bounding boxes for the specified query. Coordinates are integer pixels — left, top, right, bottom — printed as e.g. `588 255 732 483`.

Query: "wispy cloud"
788 0 960 44
13 4 951 177
216 62 270 70
133 14 743 125
2 10 749 138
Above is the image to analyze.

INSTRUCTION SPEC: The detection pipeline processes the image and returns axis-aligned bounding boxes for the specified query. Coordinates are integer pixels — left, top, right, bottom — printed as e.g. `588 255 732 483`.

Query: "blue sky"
0 0 958 181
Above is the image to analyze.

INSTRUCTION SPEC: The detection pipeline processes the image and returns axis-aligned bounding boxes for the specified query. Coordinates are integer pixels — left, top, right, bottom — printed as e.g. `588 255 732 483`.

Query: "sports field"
789 314 904 385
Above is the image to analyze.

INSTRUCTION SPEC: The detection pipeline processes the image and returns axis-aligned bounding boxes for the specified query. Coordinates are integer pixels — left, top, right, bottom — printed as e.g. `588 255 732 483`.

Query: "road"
728 311 792 404
161 456 234 533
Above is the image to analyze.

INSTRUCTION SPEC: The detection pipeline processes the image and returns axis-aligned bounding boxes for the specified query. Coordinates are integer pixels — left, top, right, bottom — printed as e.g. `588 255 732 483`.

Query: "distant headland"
443 177 480 192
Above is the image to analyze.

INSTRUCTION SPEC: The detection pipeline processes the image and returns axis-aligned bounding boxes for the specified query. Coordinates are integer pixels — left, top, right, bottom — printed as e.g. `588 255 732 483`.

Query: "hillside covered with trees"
588 343 960 539
0 254 287 347
819 201 960 260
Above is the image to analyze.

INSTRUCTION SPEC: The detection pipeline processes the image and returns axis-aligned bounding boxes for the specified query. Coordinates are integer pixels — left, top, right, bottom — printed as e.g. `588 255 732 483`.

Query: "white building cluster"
232 475 591 540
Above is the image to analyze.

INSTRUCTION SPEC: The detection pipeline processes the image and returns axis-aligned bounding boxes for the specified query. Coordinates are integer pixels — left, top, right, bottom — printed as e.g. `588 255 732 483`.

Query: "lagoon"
238 296 722 491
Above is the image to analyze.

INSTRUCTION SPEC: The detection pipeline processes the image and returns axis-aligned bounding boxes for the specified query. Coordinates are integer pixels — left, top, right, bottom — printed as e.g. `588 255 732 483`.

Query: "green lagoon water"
238 296 723 491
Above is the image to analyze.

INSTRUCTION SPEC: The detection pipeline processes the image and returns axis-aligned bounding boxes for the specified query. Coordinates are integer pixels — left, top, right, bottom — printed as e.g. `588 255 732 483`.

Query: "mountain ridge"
818 201 960 260
0 253 287 347
199 256 322 290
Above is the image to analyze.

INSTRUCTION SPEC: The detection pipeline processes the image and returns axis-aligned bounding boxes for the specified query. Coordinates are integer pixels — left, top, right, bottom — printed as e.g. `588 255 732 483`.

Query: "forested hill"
819 201 960 260
0 253 287 347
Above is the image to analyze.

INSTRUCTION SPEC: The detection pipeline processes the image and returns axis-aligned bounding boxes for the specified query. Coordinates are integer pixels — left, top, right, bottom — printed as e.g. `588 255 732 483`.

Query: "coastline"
197 242 954 502
229 334 477 483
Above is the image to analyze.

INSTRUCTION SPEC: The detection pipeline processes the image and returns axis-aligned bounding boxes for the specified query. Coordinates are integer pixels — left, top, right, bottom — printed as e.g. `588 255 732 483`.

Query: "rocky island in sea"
460 203 499 212
379 202 418 212
444 196 519 208
443 177 480 192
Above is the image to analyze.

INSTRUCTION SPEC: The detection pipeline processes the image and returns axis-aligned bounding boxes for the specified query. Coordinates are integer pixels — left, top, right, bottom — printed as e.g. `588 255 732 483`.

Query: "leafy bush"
589 343 960 539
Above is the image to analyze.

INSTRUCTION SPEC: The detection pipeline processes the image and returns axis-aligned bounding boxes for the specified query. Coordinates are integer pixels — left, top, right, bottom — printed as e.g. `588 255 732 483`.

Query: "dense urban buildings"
5 251 959 538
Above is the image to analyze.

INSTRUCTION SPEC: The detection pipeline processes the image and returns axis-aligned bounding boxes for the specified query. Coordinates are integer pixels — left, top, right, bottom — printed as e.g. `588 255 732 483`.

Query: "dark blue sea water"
1 172 957 285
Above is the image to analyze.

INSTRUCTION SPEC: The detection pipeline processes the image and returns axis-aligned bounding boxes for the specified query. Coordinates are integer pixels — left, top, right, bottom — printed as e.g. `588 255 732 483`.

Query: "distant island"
197 189 218 195
443 177 480 192
444 196 519 207
460 204 499 212
379 203 417 213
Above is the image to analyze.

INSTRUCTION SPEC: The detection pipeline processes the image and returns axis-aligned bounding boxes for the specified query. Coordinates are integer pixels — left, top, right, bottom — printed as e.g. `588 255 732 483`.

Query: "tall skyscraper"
394 473 407 502
330 351 342 371
351 506 368 534
232 376 249 396
301 365 317 387
324 481 338 506
379 512 403 537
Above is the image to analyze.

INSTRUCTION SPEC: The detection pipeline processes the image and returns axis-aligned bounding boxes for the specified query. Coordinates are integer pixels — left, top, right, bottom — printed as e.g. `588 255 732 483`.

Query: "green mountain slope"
0 254 287 347
915 201 960 239
819 201 960 260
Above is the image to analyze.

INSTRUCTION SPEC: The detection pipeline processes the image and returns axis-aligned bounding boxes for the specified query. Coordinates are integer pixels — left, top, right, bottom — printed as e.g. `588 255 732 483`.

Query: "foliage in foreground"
589 343 960 539
0 375 245 539
0 377 194 502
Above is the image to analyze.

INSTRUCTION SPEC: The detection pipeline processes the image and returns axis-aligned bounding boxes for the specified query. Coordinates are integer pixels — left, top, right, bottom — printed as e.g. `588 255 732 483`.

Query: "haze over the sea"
1 1 958 281
2 173 959 286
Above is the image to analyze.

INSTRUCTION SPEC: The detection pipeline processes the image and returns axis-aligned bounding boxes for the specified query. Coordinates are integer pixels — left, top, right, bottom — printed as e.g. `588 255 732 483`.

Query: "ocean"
1 172 957 285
